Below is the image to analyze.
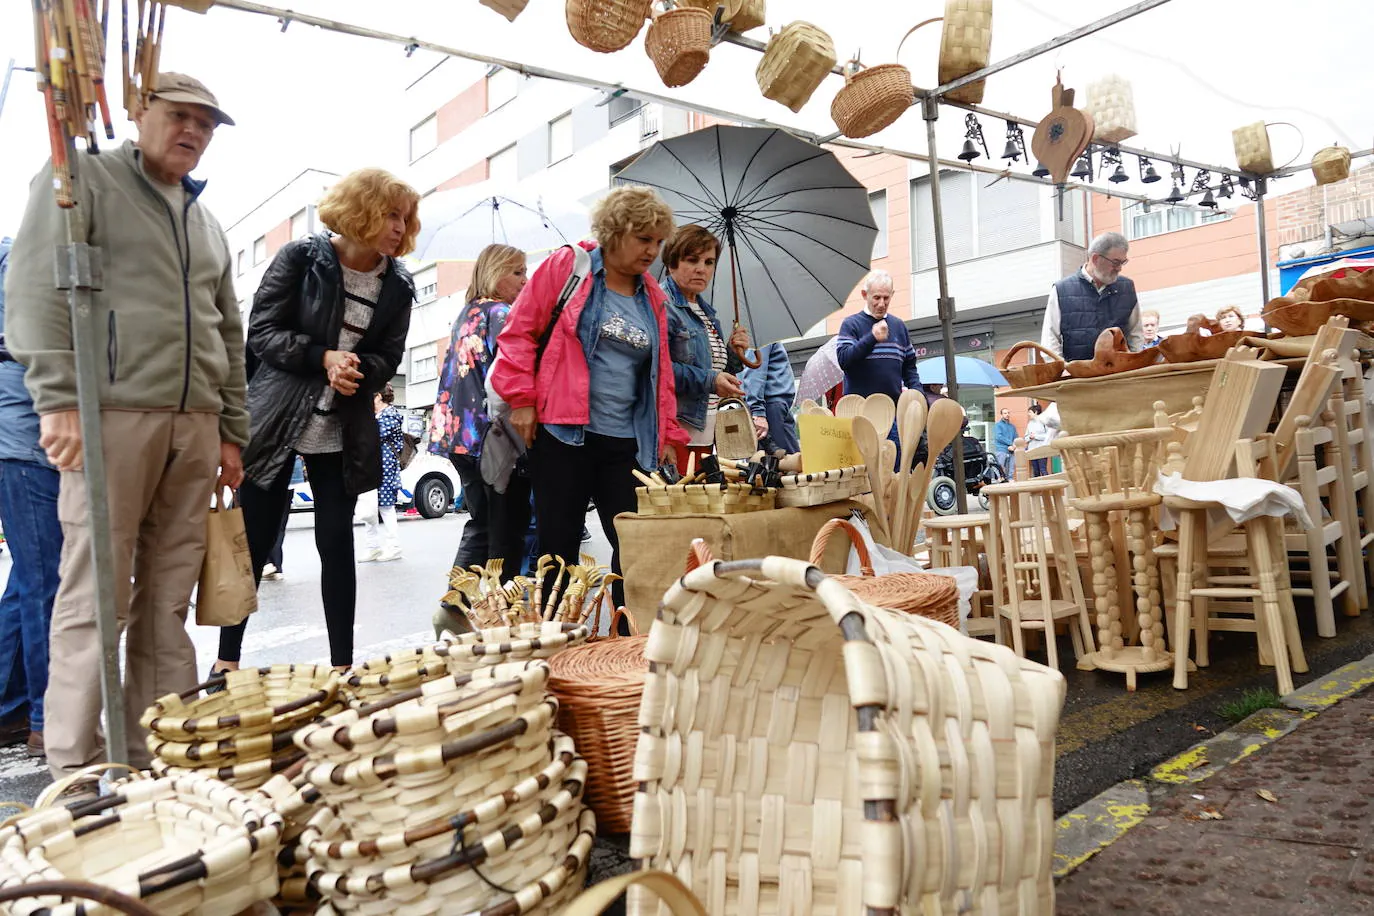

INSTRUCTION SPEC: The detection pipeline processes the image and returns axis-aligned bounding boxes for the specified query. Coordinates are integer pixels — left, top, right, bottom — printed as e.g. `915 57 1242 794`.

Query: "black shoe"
0 713 28 749
581 526 591 542
205 666 230 695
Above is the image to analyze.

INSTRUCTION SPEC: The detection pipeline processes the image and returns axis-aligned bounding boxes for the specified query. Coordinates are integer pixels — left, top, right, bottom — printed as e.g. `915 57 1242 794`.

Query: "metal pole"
54 195 127 765
1254 178 1271 310
922 96 969 515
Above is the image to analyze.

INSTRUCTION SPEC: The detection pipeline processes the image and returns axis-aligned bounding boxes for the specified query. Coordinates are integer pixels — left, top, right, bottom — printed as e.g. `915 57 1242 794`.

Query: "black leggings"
217 452 358 666
450 454 532 583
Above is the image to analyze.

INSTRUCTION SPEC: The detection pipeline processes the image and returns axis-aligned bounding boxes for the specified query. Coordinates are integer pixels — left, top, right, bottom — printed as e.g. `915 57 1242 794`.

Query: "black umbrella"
615 125 878 366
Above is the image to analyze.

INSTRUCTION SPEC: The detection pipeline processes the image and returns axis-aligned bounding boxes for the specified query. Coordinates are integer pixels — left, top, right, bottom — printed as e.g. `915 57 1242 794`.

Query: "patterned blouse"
295 259 383 454
428 298 510 459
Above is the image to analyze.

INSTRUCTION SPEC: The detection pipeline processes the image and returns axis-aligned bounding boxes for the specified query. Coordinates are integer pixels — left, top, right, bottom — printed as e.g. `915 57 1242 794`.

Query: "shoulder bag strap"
533 244 592 371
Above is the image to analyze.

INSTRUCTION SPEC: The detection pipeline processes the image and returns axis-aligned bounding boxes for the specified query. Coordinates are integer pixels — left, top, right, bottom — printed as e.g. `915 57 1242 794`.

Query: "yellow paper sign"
799 414 862 472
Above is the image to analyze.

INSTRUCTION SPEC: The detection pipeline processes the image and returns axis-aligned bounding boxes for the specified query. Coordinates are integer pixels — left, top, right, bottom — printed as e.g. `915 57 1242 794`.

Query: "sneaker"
25 730 44 758
262 563 278 577
263 569 284 581
357 548 382 563
376 547 403 562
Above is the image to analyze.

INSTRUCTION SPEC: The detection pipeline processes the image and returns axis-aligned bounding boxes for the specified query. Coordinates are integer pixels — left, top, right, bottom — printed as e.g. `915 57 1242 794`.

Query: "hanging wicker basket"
566 0 652 52
830 61 912 139
808 517 961 627
478 0 529 21
1312 145 1351 186
755 21 836 113
645 6 713 87
721 0 765 32
938 0 993 104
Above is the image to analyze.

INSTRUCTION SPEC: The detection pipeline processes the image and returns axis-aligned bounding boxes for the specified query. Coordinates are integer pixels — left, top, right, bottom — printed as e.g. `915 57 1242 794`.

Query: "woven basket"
141 663 341 741
636 481 777 516
631 555 1066 915
478 0 529 21
548 634 647 833
776 464 871 507
150 745 306 791
1312 145 1351 186
831 62 913 139
645 7 713 88
566 0 651 52
755 22 836 113
808 517 961 627
343 645 451 707
999 340 1065 389
722 0 765 32
1233 121 1274 174
435 620 591 674
0 771 283 916
253 766 323 914
938 0 993 104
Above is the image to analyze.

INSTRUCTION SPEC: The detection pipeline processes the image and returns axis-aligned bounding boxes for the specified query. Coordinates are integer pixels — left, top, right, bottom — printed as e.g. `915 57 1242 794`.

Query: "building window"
412 354 438 382
235 249 246 276
909 170 1045 270
409 114 438 162
252 236 266 265
413 267 438 303
608 93 644 126
289 208 309 240
488 145 517 186
869 190 888 260
487 67 518 111
549 113 573 164
1123 201 1230 241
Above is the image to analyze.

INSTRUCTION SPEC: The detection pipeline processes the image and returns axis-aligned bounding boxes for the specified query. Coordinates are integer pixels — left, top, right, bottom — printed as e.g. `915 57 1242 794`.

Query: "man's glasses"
1096 254 1129 269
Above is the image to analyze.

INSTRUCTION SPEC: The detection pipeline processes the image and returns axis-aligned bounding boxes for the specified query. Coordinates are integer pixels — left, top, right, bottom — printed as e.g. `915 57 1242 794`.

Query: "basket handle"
895 16 943 66
808 518 874 576
684 537 715 572
33 762 144 809
608 606 640 636
999 340 1062 371
562 870 707 916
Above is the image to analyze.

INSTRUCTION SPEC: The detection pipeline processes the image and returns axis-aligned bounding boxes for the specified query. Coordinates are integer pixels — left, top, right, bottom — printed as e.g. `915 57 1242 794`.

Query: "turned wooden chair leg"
1172 511 1198 690
1249 516 1294 696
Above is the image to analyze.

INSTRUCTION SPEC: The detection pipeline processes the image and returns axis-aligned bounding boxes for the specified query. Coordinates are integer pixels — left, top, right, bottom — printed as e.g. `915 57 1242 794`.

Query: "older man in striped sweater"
835 270 922 425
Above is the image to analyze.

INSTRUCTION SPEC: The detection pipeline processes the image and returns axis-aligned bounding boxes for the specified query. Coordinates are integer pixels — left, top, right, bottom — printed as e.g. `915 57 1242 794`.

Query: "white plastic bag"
842 512 979 633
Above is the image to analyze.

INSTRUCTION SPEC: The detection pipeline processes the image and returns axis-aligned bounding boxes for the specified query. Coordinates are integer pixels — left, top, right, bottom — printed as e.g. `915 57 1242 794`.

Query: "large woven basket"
938 0 993 104
636 480 776 515
830 62 913 139
141 663 341 741
631 555 1066 915
721 0 765 32
342 645 450 707
435 620 591 674
645 6 713 88
566 0 651 52
776 464 871 507
755 22 836 113
809 518 961 627
0 771 283 916
478 0 529 21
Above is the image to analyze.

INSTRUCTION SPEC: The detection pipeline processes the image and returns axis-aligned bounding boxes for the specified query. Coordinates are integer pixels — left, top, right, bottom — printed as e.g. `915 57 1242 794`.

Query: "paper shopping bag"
196 488 258 627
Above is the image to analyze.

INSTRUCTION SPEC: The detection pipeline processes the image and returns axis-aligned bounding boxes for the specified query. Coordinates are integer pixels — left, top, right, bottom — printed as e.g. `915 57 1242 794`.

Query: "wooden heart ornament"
1031 74 1095 184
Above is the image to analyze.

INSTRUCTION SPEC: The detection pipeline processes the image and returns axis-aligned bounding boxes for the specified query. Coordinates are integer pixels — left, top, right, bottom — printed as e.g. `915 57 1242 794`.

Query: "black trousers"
218 452 358 666
530 429 636 631
450 454 532 583
267 488 292 571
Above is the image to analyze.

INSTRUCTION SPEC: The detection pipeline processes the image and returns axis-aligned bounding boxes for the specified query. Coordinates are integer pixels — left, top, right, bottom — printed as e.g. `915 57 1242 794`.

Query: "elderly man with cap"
1040 231 1143 360
5 73 247 787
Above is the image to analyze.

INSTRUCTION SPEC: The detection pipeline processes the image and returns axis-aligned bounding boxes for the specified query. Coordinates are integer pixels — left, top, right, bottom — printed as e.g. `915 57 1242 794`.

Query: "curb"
1052 650 1374 879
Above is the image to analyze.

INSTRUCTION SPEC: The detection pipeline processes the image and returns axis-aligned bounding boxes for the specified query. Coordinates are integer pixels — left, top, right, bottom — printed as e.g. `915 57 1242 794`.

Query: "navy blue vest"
1055 273 1137 361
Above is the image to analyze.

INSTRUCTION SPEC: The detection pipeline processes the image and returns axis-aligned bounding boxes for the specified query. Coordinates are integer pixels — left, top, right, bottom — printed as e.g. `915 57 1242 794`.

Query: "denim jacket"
740 342 794 415
663 275 742 431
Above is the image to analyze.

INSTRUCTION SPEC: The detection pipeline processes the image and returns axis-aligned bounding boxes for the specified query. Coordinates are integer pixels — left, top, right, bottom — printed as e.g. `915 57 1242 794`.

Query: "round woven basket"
548 634 647 832
342 646 449 707
566 0 652 52
830 62 913 139
435 620 590 675
644 7 713 88
150 746 306 790
808 518 961 628
141 663 341 741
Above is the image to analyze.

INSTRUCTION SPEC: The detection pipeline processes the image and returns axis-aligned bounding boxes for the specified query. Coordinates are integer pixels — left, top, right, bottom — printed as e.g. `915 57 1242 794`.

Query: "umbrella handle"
730 321 762 368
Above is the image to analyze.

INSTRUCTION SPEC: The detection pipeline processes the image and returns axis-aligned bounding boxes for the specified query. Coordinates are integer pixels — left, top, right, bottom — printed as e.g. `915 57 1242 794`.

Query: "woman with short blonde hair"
1215 305 1245 332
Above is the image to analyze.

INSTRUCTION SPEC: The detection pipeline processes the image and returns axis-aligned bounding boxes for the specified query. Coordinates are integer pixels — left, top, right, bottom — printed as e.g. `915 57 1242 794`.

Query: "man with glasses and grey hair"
1040 231 1143 360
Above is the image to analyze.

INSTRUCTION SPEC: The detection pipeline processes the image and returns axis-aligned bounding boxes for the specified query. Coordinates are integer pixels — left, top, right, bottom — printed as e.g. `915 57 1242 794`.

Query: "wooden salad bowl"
1065 327 1160 378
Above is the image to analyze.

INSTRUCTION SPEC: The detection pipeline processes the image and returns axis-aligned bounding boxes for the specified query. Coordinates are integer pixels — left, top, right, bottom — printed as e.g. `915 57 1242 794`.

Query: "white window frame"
412 266 438 303
235 249 246 276
409 114 438 163
1121 200 1231 242
486 67 518 111
487 145 517 186
289 208 309 240
252 236 266 265
869 190 888 260
549 112 573 164
411 354 439 382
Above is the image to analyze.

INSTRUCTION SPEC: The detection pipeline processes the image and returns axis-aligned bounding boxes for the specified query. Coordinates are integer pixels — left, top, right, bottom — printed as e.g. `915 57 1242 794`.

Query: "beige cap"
149 72 235 126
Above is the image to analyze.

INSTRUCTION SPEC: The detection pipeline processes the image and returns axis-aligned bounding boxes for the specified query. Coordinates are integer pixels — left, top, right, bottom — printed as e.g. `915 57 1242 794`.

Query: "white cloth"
1154 471 1314 532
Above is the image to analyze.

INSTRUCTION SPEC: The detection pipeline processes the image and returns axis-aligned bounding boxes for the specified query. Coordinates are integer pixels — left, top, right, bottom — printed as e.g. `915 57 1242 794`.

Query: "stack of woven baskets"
141 663 343 790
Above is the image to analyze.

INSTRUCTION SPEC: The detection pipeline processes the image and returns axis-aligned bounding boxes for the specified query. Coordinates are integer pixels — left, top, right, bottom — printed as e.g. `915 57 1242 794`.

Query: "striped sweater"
835 311 921 400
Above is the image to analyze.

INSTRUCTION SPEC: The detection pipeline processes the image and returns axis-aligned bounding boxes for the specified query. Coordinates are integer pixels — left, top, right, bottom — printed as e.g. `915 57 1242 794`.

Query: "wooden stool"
1053 427 1174 690
983 478 1096 671
924 512 993 636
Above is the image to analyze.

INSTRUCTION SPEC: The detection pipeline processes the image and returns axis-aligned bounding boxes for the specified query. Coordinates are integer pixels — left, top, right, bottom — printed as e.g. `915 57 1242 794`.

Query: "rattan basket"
478 0 529 21
1312 145 1351 186
566 0 652 52
141 663 341 741
645 6 713 88
776 464 871 507
831 61 913 139
0 771 283 916
636 480 776 515
938 0 993 104
631 555 1066 915
722 0 764 32
999 340 1065 388
755 21 836 113
435 620 591 674
808 517 961 627
342 645 450 707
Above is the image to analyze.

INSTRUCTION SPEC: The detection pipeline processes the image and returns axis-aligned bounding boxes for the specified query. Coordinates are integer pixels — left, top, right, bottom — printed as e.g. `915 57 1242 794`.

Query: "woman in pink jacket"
490 187 687 621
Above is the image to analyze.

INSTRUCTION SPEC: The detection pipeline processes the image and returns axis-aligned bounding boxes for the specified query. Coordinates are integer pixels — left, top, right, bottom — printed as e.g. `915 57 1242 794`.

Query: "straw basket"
645 6 713 88
1233 121 1274 174
999 340 1065 389
1312 145 1351 186
342 645 450 707
938 0 993 104
808 517 961 627
478 0 529 21
755 22 836 113
566 0 652 52
435 620 591 675
253 766 324 915
636 481 776 515
631 555 1066 915
831 61 912 139
776 464 870 507
0 771 283 916
141 664 341 740
722 0 765 32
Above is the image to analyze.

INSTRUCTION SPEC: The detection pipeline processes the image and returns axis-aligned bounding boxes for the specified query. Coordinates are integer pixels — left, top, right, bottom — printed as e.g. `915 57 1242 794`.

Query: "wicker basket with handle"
808 517 961 627
830 61 913 139
755 21 836 113
566 0 652 52
999 339 1065 388
721 0 765 32
645 5 713 88
938 0 993 103
631 554 1066 915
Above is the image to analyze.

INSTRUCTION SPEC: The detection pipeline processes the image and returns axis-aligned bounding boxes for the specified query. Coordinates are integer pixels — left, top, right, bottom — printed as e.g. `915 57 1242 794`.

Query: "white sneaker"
357 548 382 563
376 547 403 562
262 563 278 577
263 569 284 581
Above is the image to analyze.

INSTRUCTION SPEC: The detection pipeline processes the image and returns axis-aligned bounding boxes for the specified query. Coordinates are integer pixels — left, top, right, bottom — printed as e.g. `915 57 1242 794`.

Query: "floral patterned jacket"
428 298 509 459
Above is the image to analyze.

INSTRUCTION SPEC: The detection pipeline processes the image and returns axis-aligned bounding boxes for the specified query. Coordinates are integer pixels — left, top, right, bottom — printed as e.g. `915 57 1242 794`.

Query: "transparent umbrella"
413 180 590 261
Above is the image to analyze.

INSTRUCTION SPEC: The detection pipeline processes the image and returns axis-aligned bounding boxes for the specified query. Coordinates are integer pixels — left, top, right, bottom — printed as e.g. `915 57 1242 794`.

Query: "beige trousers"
45 410 219 778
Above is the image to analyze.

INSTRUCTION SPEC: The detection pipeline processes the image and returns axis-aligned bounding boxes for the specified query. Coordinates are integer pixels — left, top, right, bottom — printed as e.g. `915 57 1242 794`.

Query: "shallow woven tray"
141 664 340 741
636 481 776 516
775 464 871 507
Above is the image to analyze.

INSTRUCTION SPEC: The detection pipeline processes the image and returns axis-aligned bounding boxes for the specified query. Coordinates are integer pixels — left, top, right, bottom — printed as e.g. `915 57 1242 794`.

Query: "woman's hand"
714 372 745 399
324 350 362 396
728 325 751 352
751 415 769 440
661 443 678 468
510 406 537 447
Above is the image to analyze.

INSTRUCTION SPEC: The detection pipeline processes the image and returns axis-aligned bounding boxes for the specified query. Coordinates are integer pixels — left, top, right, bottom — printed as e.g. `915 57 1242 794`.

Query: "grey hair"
1089 232 1129 258
861 269 894 293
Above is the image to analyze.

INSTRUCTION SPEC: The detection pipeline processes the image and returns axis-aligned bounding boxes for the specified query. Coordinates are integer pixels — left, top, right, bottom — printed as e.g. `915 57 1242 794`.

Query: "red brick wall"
1273 162 1374 247
436 80 487 146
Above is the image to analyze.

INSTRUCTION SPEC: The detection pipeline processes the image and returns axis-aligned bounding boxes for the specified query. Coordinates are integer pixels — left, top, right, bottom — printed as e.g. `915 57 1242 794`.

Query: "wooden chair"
1324 352 1373 610
983 478 1096 672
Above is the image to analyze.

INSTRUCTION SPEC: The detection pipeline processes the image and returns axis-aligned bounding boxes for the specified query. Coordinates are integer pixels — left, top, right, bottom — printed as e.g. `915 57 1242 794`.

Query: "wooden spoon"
879 439 898 507
861 394 896 439
834 394 865 420
904 398 966 544
850 415 891 546
892 394 928 545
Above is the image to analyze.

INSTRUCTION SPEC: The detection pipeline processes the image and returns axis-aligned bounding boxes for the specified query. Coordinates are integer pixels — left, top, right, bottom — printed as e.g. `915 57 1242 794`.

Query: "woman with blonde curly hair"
211 167 420 677
1215 305 1245 332
490 186 688 624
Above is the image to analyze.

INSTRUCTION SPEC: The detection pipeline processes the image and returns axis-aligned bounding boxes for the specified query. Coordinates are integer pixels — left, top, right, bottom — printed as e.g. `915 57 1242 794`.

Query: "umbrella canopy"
414 180 589 262
915 355 1008 388
614 125 878 348
794 337 844 406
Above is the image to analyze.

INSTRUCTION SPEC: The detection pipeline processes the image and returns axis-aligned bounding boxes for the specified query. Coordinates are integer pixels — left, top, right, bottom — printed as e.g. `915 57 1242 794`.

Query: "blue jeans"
0 459 61 731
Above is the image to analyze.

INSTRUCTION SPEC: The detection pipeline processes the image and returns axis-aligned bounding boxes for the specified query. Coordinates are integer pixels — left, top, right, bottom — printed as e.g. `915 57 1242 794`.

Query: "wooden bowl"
999 340 1064 388
1065 328 1160 378
1263 298 1330 337
1157 329 1248 363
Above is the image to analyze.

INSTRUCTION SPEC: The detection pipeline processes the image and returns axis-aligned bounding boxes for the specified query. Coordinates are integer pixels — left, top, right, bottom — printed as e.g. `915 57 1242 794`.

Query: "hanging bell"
1071 153 1092 180
1165 182 1184 204
1032 161 1050 178
1218 176 1234 199
1198 189 1217 209
958 139 981 161
1141 163 1160 183
1108 163 1129 183
1001 139 1021 161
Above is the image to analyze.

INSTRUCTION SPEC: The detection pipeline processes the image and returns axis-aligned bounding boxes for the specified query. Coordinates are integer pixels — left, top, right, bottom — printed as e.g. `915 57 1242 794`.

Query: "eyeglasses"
1096 254 1129 269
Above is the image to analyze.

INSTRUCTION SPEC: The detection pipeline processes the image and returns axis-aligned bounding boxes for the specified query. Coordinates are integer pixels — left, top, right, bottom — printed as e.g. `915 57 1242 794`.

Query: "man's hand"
324 350 362 396
872 320 889 343
510 405 537 447
218 441 244 490
751 415 769 440
39 410 84 471
714 372 745 399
